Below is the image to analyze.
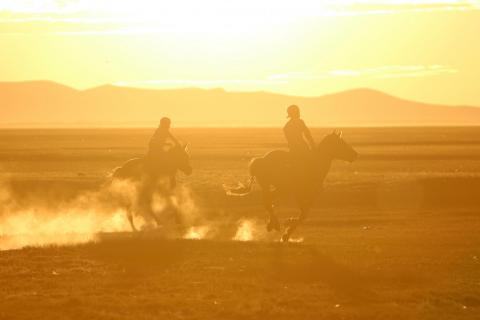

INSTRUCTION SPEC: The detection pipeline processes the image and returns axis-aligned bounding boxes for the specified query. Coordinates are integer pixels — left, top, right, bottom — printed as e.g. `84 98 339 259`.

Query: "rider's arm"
302 121 316 149
168 132 181 146
148 128 160 149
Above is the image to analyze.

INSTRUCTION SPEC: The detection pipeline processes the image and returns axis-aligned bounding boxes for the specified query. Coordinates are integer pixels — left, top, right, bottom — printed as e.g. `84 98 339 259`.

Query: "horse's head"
168 143 193 176
317 130 358 162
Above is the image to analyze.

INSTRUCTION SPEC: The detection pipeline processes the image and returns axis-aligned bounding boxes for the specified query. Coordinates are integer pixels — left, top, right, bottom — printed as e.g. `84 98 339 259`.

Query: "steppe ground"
1 127 480 319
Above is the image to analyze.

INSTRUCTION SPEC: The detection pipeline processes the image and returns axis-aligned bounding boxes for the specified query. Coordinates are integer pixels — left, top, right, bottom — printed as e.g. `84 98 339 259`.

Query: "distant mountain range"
1 81 480 127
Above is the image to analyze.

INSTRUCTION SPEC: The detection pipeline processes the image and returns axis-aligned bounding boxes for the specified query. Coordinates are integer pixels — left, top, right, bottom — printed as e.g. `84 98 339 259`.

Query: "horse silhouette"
227 130 358 242
112 144 192 230
113 143 192 182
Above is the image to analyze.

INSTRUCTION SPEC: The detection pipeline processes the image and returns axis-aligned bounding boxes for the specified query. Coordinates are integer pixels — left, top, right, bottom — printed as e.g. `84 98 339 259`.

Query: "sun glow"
1 0 480 104
1 0 324 34
1 0 478 36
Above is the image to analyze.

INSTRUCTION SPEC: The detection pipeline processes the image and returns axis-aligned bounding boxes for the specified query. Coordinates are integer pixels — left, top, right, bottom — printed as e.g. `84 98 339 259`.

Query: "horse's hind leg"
127 208 137 232
281 204 309 242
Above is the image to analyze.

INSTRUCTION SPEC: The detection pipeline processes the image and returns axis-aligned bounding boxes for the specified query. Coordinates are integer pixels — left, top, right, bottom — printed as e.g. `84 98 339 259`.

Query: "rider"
145 117 180 184
148 117 180 154
138 117 181 225
283 105 315 156
283 104 316 181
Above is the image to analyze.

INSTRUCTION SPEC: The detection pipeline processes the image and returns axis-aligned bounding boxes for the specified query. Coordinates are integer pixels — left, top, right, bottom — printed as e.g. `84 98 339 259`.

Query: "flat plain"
1 127 480 319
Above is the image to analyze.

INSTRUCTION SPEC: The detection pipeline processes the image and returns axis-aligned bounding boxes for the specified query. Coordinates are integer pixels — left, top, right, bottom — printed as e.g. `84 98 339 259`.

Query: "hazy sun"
87 0 316 35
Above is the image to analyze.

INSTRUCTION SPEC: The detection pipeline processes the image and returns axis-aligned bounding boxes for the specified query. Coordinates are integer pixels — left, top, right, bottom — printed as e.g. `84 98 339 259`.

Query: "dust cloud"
0 180 134 250
0 177 292 250
0 178 206 250
232 219 266 241
183 226 212 240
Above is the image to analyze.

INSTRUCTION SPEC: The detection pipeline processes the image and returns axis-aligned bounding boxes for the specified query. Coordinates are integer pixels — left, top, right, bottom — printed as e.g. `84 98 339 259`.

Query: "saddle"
284 151 314 180
144 149 175 176
285 150 313 165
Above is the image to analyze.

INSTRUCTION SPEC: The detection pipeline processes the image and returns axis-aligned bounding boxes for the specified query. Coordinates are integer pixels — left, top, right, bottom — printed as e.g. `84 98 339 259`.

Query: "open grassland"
1 127 480 319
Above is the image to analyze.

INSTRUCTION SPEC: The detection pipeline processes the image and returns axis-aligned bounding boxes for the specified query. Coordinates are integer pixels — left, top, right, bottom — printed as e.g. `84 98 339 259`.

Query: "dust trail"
149 183 204 228
0 209 130 250
165 185 202 226
0 177 208 250
177 187 216 240
183 226 211 240
0 180 136 251
232 219 304 243
288 237 304 243
232 219 266 241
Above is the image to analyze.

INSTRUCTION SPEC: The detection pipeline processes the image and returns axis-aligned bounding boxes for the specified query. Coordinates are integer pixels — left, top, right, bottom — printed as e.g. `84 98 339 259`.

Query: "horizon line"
2 123 480 130
0 79 478 108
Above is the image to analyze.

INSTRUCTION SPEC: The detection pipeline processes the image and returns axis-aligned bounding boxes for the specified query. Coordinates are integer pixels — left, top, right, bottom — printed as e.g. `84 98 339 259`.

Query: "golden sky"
1 0 479 105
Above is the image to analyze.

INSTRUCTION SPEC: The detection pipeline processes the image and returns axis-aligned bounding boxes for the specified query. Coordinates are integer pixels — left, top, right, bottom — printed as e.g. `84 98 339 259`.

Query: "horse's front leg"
167 175 184 226
263 188 280 232
138 177 162 227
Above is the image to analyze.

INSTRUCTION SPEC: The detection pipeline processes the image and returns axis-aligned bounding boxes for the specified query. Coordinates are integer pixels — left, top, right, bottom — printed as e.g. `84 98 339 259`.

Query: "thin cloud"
114 78 288 88
113 65 457 90
269 65 458 80
334 0 480 16
0 1 479 17
0 1 478 35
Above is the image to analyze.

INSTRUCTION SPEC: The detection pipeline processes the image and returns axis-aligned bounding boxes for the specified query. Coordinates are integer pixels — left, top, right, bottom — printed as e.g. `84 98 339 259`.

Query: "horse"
226 130 358 242
111 144 192 231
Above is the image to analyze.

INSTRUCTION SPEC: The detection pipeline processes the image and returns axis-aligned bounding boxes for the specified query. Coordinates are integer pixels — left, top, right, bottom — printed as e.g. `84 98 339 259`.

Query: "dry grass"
1 127 480 319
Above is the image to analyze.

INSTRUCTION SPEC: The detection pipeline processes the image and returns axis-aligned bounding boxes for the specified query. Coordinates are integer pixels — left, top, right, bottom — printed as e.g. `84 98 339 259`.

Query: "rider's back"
148 127 170 157
283 118 310 154
145 126 175 176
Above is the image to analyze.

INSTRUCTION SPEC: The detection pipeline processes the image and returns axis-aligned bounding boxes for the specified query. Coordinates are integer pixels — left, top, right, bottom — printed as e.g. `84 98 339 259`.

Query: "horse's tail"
110 166 123 179
224 157 262 196
224 176 256 197
110 158 144 181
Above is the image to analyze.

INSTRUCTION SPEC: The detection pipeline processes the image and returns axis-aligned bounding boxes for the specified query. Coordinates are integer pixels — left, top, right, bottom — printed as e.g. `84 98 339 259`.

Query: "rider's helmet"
287 105 300 119
160 117 171 129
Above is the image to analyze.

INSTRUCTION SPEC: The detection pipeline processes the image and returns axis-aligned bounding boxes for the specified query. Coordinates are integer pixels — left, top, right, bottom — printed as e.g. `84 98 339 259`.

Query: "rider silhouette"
148 117 180 157
145 117 180 186
283 105 315 155
137 117 181 226
283 105 315 181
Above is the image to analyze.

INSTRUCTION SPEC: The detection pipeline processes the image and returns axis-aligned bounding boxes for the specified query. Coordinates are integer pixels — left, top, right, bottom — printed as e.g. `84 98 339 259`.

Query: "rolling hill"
1 81 480 127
